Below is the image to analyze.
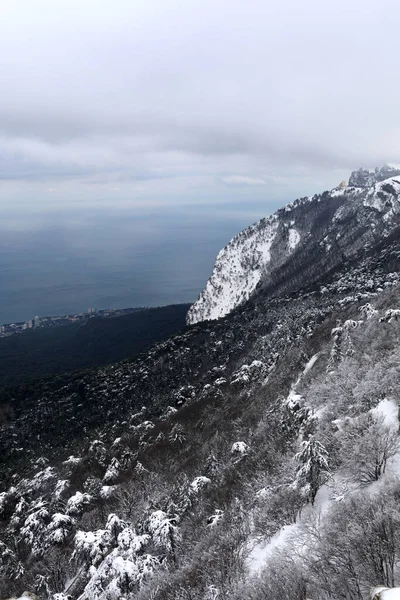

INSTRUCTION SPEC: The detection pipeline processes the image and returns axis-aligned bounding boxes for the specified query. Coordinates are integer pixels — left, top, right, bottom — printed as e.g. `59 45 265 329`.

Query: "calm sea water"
0 203 273 325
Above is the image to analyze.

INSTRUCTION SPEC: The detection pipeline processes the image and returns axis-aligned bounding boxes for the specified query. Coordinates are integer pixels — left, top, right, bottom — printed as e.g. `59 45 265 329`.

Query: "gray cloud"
1 0 400 210
221 176 267 186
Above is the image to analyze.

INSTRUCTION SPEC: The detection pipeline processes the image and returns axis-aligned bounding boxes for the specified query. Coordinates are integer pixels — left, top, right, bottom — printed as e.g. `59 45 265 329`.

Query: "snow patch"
303 353 319 375
190 476 211 493
288 228 300 251
231 442 249 456
370 398 399 430
247 524 298 573
371 587 400 599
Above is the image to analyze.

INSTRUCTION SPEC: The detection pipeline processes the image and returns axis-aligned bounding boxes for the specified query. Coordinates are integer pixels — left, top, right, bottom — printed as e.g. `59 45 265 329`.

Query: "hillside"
3 168 400 599
0 304 189 388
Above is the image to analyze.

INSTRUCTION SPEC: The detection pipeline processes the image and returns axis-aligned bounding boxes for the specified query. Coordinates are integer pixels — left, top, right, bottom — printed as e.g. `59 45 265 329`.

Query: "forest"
0 304 189 389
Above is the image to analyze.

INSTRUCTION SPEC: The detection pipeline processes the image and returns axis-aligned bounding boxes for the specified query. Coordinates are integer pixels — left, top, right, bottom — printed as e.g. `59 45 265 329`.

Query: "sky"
1 0 400 218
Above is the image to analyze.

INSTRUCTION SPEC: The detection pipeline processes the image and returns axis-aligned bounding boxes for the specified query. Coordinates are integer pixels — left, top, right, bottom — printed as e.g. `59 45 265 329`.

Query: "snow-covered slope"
186 205 308 324
187 166 400 324
186 216 280 322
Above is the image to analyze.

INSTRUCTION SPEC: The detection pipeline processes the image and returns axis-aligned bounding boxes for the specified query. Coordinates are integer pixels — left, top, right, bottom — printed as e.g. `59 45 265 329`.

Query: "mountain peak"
348 164 400 187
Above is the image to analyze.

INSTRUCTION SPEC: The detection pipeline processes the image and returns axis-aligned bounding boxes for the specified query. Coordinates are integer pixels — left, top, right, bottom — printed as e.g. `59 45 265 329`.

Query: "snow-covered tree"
327 323 343 372
147 510 181 564
46 513 75 545
295 437 330 505
73 529 113 566
340 413 399 484
103 458 122 484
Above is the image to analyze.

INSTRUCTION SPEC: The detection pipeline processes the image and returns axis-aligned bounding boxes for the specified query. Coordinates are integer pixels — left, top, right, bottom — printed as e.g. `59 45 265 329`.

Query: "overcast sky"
1 0 400 216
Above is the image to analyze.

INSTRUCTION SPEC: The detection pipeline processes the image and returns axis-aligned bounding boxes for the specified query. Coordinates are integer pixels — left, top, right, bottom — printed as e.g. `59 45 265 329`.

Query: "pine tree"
295 437 330 505
327 323 343 372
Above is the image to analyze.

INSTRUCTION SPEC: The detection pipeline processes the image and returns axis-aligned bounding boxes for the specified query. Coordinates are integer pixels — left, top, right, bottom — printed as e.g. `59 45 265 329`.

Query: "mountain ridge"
187 165 400 324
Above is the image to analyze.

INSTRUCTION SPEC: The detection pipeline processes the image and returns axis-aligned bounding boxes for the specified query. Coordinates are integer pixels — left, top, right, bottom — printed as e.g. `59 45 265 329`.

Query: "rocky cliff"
187 166 400 324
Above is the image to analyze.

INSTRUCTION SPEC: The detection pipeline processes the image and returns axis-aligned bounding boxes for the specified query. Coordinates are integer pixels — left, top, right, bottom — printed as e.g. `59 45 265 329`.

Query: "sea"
0 201 277 325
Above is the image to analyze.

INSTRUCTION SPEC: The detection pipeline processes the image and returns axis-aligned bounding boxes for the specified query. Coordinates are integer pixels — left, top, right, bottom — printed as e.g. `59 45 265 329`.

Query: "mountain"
3 166 400 600
187 165 400 323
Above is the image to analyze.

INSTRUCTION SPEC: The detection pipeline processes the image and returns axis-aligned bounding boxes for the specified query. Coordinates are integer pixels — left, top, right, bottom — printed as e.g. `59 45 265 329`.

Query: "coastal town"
0 306 146 338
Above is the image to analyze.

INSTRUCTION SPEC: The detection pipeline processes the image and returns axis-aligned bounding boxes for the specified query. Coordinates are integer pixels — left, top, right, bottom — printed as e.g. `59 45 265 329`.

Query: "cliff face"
187 167 400 324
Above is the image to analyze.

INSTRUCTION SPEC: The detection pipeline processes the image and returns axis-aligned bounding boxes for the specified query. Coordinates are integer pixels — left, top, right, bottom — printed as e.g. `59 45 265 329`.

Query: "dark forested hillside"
0 304 189 388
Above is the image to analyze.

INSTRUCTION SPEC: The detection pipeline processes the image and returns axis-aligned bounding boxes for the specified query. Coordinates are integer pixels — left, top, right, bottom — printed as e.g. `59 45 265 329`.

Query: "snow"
343 319 363 330
148 510 169 533
188 166 400 325
303 353 319 375
118 529 149 552
255 487 270 499
247 524 298 573
359 303 378 319
231 441 249 455
103 458 121 484
190 476 211 493
370 398 399 429
208 509 223 526
100 485 115 499
285 390 303 410
363 177 400 215
246 388 399 581
330 188 345 197
148 510 180 551
73 528 112 565
47 513 74 544
187 216 279 323
33 466 55 483
106 513 126 537
63 455 82 466
54 479 69 498
247 445 344 577
231 360 267 385
288 228 301 251
371 588 400 599
78 547 159 599
49 513 73 527
163 405 177 418
66 491 93 515
381 308 400 322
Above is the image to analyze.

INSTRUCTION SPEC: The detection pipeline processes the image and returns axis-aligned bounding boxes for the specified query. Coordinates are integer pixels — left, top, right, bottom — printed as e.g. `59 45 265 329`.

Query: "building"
34 316 40 327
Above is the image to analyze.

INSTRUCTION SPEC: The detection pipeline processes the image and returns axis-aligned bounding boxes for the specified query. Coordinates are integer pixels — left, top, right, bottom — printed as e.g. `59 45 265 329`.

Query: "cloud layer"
1 0 400 211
